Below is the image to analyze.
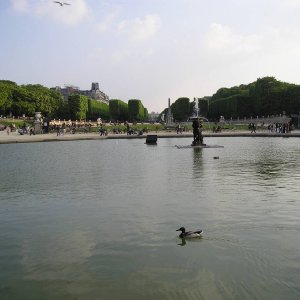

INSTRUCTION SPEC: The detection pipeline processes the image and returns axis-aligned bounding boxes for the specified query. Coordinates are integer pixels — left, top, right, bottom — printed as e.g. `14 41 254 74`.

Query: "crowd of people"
267 122 292 133
248 122 292 133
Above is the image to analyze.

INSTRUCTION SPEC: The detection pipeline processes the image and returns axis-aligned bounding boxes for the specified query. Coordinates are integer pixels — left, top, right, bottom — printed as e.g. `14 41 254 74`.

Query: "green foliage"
0 80 17 115
144 108 149 120
159 77 300 120
128 99 145 121
198 97 211 116
12 87 36 116
21 84 62 116
171 97 190 121
208 77 300 119
0 80 63 118
68 94 88 120
88 99 110 120
109 99 128 121
0 80 152 121
57 101 70 120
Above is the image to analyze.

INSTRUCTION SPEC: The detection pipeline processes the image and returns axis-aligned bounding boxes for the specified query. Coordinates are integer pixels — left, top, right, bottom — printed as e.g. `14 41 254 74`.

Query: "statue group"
192 118 205 146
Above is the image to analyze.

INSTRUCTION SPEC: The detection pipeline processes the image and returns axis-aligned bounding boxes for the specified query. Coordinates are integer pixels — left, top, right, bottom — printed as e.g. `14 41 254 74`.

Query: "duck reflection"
178 238 186 246
177 237 203 246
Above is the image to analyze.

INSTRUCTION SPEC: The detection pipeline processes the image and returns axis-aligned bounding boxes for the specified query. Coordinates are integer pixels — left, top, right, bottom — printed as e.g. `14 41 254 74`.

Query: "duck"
176 227 203 238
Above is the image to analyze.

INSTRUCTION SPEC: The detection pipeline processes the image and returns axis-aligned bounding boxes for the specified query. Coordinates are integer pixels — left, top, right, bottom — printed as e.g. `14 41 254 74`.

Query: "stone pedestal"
34 112 42 134
34 120 42 134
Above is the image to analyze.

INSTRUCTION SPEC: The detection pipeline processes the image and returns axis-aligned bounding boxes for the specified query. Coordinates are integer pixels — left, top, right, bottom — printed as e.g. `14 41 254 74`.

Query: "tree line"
0 80 149 121
2 77 299 122
163 77 300 122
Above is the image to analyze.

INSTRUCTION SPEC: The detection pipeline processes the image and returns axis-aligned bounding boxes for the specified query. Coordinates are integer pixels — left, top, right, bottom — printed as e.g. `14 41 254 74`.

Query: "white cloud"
11 0 90 25
282 0 300 7
117 14 161 42
96 6 122 34
204 23 262 55
11 0 29 12
97 12 116 33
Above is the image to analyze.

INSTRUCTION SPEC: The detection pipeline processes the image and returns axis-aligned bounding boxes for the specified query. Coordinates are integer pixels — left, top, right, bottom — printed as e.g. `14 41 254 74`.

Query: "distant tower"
166 98 173 124
91 82 99 91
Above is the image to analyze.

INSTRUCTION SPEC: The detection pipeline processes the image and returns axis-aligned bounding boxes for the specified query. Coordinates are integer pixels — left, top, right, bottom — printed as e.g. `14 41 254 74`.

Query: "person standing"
56 125 60 136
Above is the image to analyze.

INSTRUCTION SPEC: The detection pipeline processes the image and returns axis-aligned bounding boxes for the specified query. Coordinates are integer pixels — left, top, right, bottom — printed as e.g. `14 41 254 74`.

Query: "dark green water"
0 137 299 300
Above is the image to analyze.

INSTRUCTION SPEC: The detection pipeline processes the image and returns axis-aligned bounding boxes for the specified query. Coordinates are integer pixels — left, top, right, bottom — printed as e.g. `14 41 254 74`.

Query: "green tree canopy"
128 99 145 121
109 99 128 121
68 94 88 120
171 97 190 121
22 84 62 117
0 81 64 118
88 99 110 120
0 80 16 115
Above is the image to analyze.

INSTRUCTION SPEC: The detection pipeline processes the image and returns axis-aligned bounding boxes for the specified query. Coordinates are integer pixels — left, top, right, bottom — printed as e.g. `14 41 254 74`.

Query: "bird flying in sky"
53 1 71 6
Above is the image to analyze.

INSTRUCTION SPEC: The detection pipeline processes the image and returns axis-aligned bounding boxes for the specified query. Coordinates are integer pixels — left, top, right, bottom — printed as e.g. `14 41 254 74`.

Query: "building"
81 82 109 104
149 111 160 122
51 85 80 101
52 82 109 104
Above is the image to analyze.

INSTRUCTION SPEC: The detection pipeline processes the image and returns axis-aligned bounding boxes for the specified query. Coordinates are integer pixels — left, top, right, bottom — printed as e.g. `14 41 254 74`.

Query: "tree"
171 97 190 121
128 99 145 121
198 97 211 117
88 99 110 120
22 84 62 117
68 94 88 120
12 87 36 116
0 80 16 115
109 99 128 121
144 108 149 120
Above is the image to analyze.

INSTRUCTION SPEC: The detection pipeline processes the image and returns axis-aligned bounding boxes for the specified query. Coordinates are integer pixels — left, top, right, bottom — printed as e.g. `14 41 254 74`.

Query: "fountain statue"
175 98 223 149
191 98 205 146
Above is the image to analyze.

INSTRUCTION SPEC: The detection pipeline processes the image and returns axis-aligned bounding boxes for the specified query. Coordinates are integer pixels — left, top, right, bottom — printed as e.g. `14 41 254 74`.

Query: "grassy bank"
1 118 250 133
0 119 32 128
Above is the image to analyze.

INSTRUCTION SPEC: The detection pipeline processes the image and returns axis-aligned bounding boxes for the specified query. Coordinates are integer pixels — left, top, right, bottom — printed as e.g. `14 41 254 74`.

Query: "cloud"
95 10 161 43
117 14 161 42
97 12 117 33
11 0 29 12
204 23 262 55
96 6 122 34
282 0 300 7
11 0 90 25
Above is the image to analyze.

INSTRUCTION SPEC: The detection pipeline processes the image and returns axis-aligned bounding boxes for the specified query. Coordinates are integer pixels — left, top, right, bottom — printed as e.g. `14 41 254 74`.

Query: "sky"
1 0 300 112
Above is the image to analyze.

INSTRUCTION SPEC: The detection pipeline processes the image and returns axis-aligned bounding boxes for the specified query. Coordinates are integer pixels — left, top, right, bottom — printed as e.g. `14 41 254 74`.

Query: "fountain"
191 98 205 146
175 98 224 149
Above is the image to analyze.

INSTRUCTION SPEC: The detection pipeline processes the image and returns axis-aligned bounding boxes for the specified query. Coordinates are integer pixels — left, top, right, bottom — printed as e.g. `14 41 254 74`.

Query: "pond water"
0 137 300 300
